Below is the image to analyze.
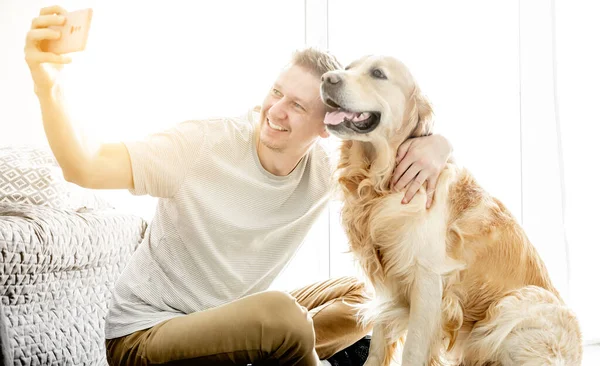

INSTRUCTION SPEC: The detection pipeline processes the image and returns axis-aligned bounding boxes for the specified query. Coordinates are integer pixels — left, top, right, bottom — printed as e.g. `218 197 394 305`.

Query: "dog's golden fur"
323 55 582 365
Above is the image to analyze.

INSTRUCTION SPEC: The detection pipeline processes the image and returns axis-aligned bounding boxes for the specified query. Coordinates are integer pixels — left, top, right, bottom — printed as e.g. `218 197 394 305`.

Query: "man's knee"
259 291 314 333
342 276 371 302
258 291 315 352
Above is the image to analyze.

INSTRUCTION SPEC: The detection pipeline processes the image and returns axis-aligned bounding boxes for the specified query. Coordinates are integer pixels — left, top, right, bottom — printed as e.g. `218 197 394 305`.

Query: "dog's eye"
371 69 387 79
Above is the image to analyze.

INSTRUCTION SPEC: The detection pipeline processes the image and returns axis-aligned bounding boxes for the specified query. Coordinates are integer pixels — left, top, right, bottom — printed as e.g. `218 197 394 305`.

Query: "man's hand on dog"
391 134 453 209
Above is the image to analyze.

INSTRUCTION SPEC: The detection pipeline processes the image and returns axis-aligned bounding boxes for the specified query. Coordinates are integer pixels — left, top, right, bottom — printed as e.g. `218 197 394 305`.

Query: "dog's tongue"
324 110 372 125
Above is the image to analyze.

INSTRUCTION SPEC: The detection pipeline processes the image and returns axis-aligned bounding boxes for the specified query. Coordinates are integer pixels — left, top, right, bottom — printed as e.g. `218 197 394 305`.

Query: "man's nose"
322 72 342 85
270 99 287 119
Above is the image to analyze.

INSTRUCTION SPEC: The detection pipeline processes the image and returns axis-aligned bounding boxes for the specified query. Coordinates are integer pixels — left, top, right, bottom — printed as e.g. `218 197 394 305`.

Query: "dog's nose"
322 73 342 85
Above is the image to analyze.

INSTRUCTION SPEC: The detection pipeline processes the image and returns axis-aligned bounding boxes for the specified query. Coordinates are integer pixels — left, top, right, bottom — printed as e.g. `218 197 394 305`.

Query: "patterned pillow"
0 146 113 210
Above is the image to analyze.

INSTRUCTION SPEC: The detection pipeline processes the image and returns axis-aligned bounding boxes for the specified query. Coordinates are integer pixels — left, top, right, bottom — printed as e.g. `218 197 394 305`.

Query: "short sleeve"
124 120 204 198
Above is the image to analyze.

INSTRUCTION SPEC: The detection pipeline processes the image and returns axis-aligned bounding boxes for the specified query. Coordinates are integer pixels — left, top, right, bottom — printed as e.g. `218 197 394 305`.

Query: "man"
25 6 453 366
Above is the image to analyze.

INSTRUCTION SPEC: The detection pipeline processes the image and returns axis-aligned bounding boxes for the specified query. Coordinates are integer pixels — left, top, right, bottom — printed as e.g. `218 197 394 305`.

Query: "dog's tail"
463 285 582 366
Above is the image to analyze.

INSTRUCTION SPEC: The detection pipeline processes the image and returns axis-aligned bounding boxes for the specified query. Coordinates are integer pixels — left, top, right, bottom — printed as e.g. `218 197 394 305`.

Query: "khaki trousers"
106 276 371 366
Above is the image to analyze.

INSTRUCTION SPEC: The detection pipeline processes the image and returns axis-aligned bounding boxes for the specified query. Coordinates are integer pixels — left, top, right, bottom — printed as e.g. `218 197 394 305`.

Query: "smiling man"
256 60 331 176
25 6 453 366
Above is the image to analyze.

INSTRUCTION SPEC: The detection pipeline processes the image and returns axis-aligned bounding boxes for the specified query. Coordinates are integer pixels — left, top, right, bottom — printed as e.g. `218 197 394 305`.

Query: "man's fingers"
427 171 440 208
25 51 72 65
394 163 421 191
425 180 435 209
391 158 410 189
402 171 427 204
425 181 432 209
403 179 421 204
40 5 68 16
31 14 66 29
25 28 62 56
396 141 410 164
26 28 61 44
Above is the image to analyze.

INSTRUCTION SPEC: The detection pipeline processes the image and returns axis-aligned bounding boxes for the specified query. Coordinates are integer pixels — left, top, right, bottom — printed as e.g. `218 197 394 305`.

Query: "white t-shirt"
105 110 333 339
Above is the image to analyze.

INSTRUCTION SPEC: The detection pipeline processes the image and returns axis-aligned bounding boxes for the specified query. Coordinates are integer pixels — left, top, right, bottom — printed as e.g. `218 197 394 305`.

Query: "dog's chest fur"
340 183 454 296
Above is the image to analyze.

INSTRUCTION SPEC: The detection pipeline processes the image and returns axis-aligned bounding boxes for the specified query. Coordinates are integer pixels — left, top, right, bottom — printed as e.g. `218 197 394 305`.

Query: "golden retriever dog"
320 55 582 366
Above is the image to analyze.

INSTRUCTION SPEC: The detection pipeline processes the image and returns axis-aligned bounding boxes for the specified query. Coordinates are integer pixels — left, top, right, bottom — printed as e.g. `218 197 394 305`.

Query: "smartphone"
46 8 93 54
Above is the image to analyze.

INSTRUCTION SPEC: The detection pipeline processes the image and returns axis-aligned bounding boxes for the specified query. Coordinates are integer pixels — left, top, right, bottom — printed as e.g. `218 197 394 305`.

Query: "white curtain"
551 0 600 343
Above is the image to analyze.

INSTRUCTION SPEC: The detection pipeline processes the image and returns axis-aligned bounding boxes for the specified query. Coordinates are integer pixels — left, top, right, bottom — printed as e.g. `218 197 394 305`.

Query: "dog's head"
320 55 433 144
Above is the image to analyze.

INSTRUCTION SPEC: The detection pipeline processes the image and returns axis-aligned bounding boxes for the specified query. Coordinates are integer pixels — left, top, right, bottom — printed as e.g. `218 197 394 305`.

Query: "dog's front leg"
402 267 443 366
364 322 398 366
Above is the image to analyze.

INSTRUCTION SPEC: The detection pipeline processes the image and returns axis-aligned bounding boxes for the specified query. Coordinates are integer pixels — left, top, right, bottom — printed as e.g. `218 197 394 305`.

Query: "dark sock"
327 336 371 366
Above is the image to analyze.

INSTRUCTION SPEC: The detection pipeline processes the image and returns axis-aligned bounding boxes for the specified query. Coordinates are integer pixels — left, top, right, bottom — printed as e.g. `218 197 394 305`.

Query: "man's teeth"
268 119 288 131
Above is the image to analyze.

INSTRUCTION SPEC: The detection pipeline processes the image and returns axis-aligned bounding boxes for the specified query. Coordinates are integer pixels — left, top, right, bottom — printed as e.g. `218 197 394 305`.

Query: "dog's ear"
408 89 434 138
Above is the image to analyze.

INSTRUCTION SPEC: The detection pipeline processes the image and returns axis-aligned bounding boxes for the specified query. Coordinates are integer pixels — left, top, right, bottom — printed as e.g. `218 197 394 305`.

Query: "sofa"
0 146 148 365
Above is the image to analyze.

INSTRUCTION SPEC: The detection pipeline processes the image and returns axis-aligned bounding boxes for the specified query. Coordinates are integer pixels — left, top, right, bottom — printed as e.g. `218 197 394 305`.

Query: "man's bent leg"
106 291 320 366
290 276 373 359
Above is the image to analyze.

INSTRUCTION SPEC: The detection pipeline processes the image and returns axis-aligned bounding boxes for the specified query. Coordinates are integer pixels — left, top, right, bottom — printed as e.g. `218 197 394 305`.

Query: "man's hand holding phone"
24 5 92 94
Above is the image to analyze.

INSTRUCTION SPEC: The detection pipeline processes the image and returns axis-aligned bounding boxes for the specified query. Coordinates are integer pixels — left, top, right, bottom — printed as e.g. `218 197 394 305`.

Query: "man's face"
258 64 329 154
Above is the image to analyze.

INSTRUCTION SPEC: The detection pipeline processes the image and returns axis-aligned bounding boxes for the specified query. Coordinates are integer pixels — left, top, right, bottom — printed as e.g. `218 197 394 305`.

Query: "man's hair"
289 47 343 78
